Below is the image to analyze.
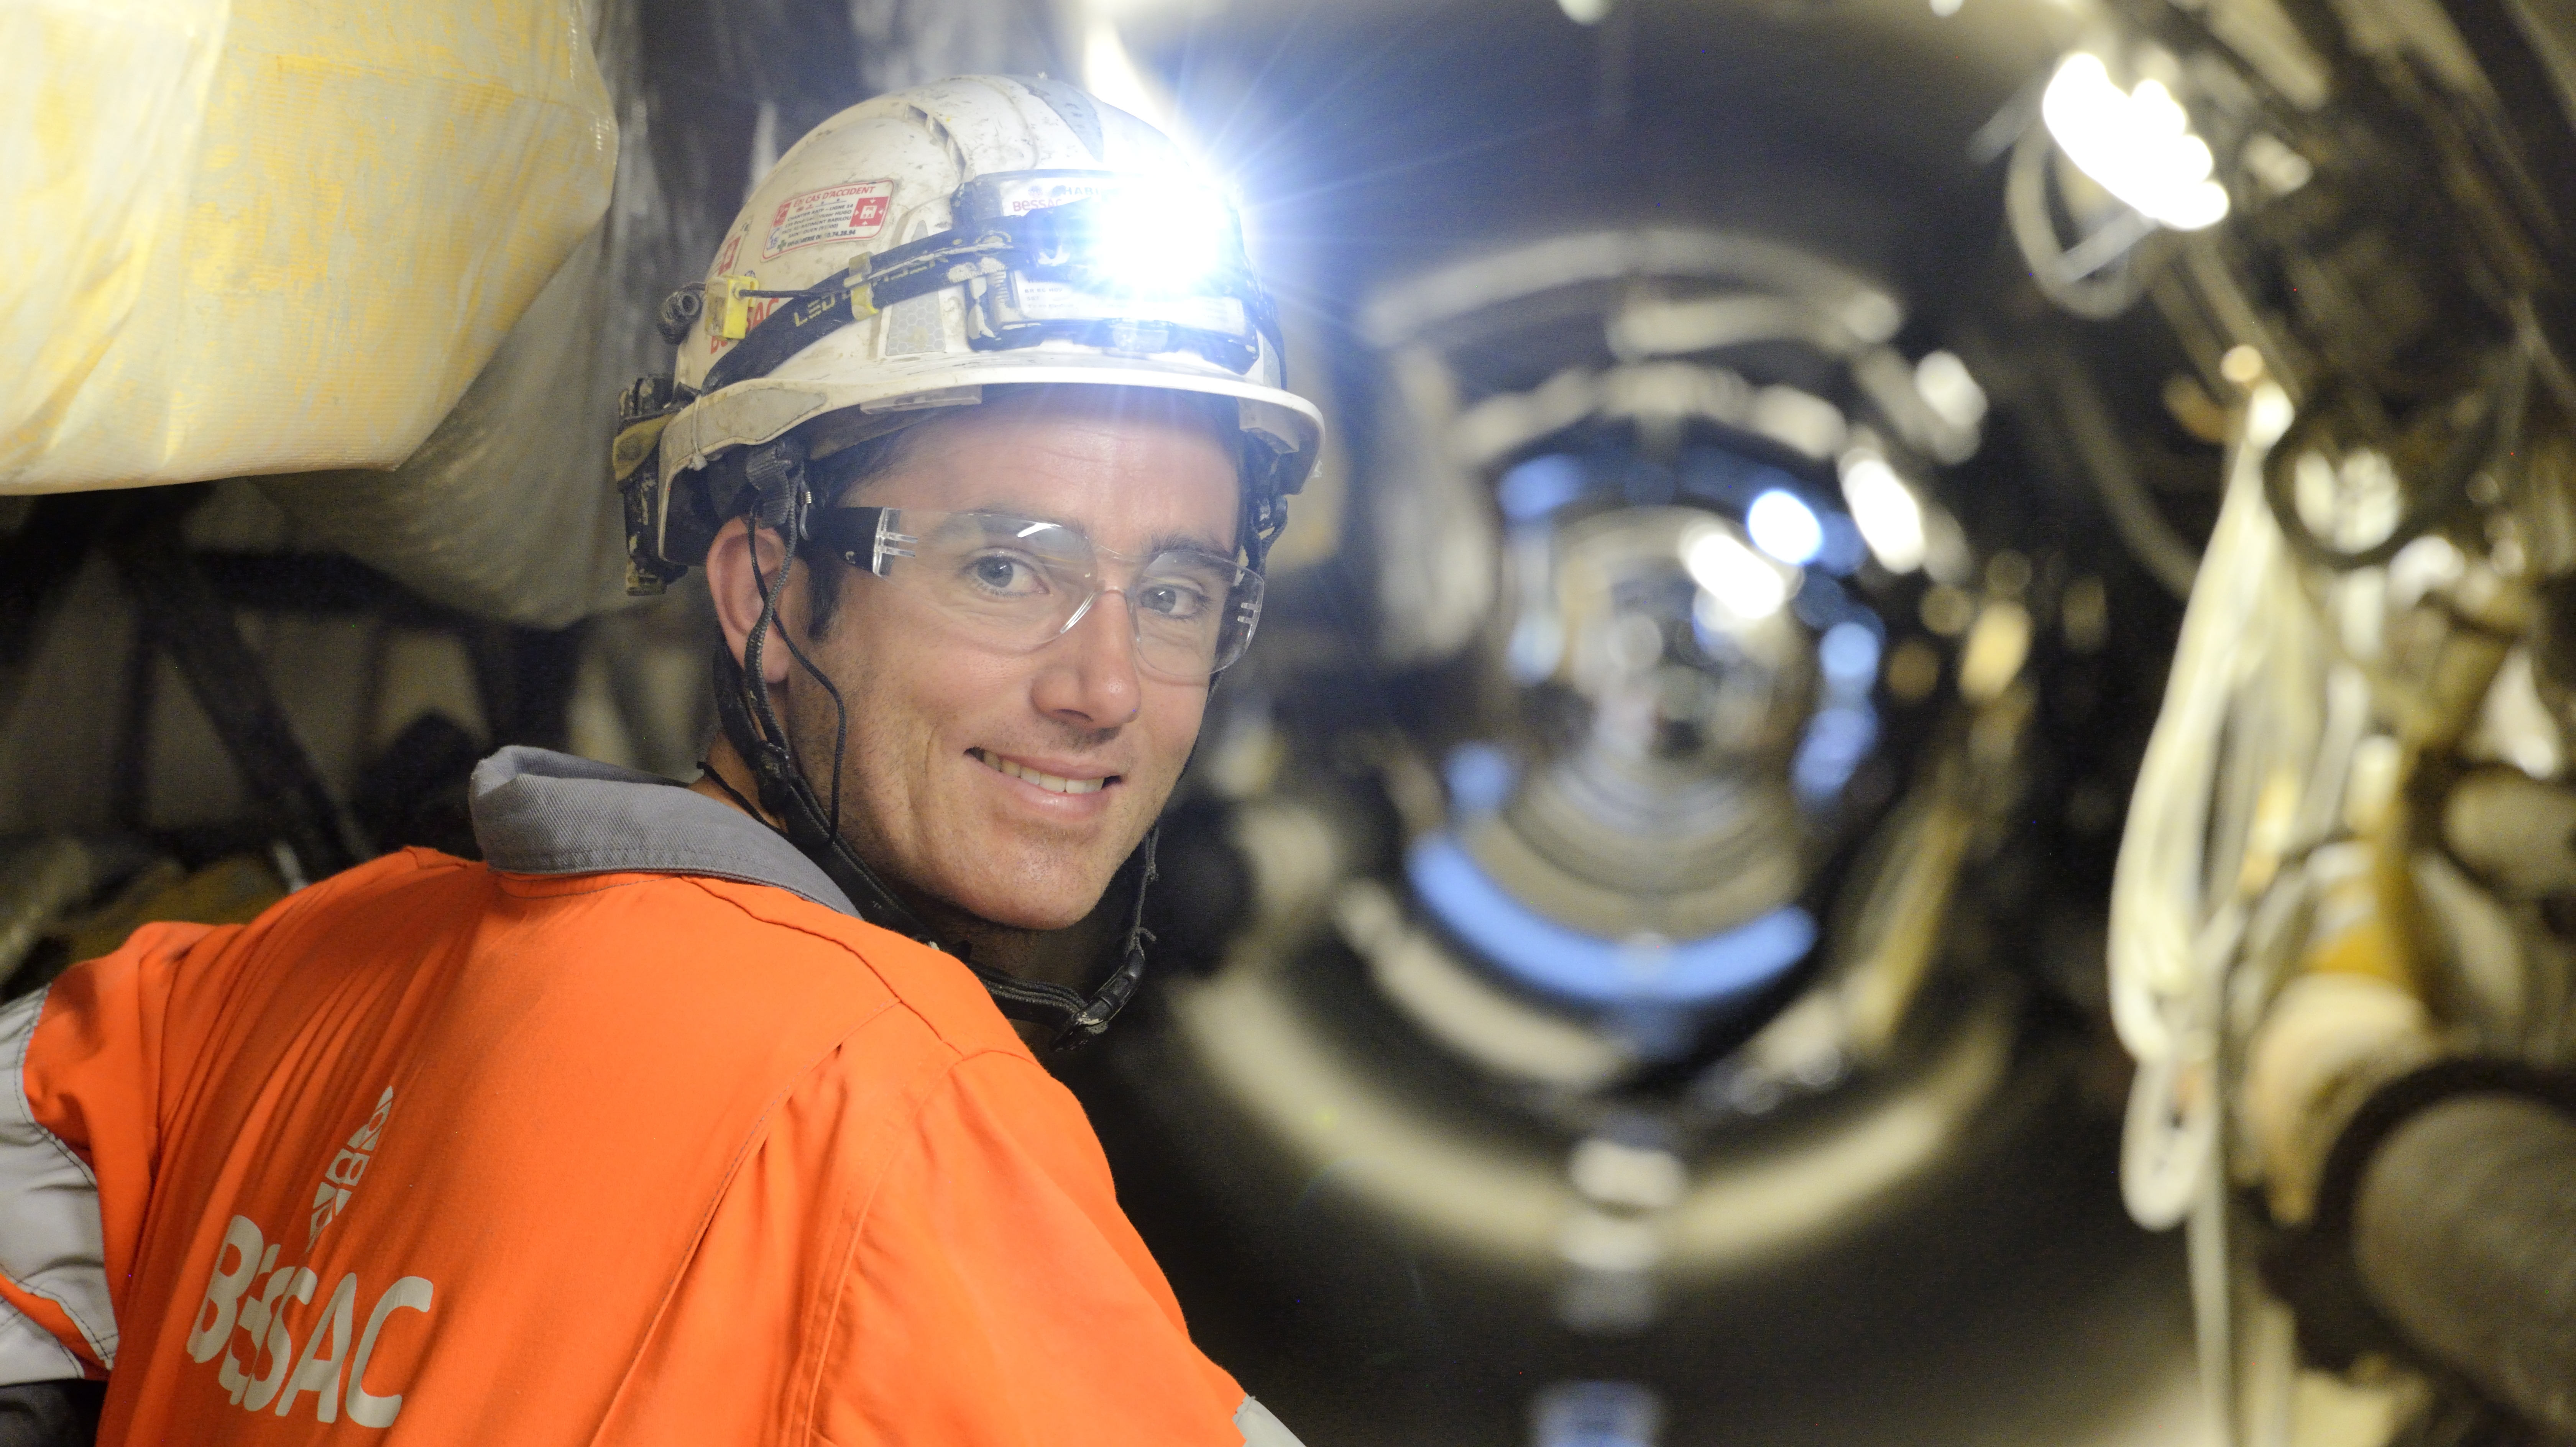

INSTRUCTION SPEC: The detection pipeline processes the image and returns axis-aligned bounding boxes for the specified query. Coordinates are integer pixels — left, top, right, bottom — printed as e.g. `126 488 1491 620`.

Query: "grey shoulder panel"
467 746 856 917
1235 1396 1308 1447
0 985 112 1383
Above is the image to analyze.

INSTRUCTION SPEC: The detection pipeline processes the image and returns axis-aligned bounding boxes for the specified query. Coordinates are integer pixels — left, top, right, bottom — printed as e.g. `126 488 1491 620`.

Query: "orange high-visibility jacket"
0 748 1300 1445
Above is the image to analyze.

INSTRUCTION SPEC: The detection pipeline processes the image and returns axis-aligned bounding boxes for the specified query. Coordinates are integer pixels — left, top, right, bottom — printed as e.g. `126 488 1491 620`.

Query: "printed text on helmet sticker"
763 182 895 260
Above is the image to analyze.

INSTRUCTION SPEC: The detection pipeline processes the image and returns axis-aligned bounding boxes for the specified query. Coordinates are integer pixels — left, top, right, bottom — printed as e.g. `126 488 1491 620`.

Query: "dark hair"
791 387 1248 635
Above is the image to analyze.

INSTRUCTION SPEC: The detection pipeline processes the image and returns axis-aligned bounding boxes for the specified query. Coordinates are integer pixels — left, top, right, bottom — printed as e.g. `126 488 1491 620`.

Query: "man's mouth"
971 748 1116 796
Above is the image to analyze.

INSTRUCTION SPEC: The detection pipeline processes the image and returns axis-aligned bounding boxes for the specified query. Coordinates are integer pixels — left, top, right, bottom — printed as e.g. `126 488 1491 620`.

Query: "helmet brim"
659 352 1324 497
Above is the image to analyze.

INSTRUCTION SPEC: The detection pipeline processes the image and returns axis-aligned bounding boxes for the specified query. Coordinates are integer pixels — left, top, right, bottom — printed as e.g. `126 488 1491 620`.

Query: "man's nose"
1032 589 1143 728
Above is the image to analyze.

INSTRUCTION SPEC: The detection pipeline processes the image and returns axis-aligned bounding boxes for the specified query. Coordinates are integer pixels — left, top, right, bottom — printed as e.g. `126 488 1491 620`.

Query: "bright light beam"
1088 180 1233 296
1083 17 1172 132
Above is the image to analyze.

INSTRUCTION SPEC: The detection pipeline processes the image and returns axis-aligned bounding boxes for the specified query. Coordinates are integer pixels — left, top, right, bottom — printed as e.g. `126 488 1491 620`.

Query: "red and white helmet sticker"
762 181 896 260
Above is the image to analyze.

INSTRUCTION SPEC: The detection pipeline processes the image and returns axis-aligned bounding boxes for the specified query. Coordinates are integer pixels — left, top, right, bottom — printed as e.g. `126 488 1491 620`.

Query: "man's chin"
940 819 1150 924
944 898 1098 933
929 861 1122 934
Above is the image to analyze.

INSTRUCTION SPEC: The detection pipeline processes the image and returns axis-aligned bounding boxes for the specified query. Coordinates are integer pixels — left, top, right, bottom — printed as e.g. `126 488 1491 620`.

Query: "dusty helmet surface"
652 74 1323 500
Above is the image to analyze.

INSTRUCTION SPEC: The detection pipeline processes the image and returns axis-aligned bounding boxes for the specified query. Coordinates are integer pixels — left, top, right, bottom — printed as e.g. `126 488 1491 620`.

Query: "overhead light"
1958 600 2033 703
1499 455 1588 521
1914 351 1988 433
1684 525 1793 623
2040 52 2231 231
1818 621 1881 691
1749 386 1847 460
2240 133 2313 197
1746 489 1824 566
1794 704 1878 802
1837 452 1929 574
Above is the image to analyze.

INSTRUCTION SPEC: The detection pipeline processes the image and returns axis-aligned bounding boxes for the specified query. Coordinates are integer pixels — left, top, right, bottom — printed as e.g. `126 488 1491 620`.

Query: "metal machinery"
1980 0 2576 1442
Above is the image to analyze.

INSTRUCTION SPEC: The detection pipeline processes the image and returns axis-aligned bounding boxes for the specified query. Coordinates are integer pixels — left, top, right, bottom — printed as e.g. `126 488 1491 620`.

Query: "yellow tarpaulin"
1 0 616 492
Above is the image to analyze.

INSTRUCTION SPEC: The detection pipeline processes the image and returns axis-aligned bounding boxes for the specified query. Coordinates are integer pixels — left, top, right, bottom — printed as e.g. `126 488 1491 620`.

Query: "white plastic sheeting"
252 0 1073 628
0 0 616 494
258 221 636 627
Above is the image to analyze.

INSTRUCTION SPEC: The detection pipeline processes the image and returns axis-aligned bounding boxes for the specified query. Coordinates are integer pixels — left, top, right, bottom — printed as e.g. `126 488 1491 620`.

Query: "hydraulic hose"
2351 1093 2576 1436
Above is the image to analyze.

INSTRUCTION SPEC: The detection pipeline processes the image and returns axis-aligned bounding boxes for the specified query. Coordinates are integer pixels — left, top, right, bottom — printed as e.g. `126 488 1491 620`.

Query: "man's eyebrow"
1147 528 1235 558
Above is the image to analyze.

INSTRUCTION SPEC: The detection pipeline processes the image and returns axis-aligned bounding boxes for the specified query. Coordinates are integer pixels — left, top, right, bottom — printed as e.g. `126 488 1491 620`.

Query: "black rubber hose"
2353 1093 2576 1436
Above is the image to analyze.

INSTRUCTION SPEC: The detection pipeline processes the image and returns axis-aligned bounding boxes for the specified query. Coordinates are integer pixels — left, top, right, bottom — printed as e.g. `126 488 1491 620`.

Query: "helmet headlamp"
955 169 1268 369
687 168 1274 401
1078 179 1237 297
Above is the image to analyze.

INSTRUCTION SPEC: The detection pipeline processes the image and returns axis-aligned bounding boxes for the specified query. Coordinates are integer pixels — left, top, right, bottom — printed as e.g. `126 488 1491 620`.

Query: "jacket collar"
467 746 856 916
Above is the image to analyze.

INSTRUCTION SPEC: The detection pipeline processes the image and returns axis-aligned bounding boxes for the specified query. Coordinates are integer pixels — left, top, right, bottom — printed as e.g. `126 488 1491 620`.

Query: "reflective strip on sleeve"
0 987 115 1373
1235 1396 1307 1447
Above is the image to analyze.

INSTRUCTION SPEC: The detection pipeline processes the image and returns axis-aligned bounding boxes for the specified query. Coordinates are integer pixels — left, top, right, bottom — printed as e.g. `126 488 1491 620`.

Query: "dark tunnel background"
1046 5 2211 1445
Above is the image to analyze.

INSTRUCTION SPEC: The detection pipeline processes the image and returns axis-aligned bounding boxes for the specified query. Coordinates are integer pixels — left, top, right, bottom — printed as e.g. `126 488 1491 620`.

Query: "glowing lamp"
1086 180 1235 297
2041 53 2231 231
1685 525 1793 624
1746 489 1825 566
1838 453 1929 575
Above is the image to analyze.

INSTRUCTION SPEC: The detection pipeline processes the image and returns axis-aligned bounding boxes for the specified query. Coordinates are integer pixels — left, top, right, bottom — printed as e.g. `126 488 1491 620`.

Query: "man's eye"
966 555 1046 594
1138 581 1211 620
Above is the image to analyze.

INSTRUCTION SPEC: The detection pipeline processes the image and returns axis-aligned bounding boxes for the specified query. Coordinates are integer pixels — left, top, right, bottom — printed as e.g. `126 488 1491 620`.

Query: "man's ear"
705 516 803 687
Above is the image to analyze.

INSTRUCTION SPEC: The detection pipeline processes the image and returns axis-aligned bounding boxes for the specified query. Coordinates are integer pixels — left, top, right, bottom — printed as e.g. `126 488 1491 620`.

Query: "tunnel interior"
8 0 2576 1443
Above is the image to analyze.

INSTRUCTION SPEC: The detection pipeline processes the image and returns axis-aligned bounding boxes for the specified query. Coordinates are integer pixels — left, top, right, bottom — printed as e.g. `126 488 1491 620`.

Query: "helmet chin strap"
713 643 1156 1048
708 454 1152 1051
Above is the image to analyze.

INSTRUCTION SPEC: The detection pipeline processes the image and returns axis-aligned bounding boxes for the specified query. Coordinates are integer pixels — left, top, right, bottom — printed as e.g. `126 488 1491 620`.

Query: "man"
0 75 1320 1443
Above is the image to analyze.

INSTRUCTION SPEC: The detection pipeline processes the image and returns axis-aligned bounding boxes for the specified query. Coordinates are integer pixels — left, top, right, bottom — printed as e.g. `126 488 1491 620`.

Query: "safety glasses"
805 507 1263 682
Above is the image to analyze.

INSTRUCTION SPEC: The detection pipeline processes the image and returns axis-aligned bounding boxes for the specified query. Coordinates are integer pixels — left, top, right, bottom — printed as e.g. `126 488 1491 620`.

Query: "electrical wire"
2006 123 2152 322
744 491 851 840
2110 382 2316 1226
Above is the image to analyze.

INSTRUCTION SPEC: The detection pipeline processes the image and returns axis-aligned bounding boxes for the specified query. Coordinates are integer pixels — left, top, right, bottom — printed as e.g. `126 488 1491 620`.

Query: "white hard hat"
617 74 1324 590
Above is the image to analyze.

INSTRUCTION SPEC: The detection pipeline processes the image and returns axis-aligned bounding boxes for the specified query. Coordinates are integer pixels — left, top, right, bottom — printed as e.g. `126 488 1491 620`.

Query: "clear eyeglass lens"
881 510 1261 679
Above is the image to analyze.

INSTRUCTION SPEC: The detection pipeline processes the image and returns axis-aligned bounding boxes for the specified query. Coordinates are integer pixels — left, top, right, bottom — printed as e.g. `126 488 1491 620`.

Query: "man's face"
779 392 1239 931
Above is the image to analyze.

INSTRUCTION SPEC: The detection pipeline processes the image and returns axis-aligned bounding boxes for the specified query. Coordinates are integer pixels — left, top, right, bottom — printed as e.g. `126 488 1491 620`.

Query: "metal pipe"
2352 1093 2576 1436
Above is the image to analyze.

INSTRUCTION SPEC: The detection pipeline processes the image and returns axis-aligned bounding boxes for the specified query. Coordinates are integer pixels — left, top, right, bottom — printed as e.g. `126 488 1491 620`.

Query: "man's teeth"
974 749 1107 795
